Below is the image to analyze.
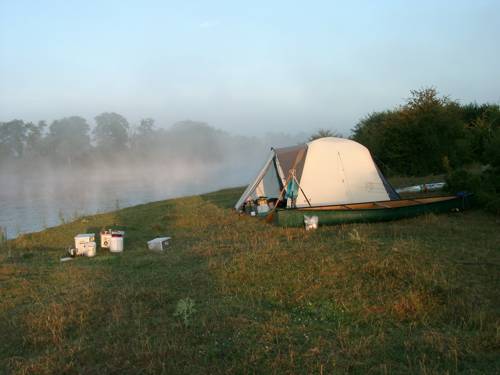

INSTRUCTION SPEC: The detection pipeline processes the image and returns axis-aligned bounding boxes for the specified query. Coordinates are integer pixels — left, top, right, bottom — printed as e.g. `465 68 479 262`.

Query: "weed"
173 298 197 327
348 228 363 242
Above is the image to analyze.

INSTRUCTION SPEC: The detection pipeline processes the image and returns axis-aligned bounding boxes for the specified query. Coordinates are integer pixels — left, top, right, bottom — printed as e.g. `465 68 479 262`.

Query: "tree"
461 103 500 163
24 120 47 158
309 129 342 141
93 112 129 151
352 88 468 176
0 120 27 161
47 116 91 165
130 118 157 157
137 118 155 136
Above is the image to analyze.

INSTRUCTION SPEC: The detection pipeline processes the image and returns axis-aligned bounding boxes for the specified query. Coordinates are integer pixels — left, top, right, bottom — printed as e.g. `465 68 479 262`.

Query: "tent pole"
293 174 312 207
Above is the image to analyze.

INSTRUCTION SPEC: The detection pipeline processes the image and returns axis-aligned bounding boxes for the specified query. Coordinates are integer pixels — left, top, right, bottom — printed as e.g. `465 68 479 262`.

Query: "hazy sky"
1 0 499 135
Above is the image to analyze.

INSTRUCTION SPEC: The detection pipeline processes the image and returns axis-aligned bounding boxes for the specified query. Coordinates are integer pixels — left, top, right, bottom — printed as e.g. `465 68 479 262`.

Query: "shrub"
173 297 197 327
445 169 481 194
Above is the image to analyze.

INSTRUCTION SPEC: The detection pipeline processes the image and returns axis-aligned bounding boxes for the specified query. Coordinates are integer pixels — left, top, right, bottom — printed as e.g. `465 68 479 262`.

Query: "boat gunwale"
277 195 459 212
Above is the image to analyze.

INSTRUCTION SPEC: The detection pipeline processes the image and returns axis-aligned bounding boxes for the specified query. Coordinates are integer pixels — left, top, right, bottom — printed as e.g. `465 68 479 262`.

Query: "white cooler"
147 237 171 251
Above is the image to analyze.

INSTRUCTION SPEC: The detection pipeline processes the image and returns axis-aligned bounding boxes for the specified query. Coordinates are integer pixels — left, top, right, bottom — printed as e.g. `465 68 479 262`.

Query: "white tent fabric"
235 137 396 210
294 138 392 207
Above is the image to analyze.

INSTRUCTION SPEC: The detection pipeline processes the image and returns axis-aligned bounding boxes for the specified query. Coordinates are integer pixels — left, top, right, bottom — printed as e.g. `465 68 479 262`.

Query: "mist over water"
0 127 306 238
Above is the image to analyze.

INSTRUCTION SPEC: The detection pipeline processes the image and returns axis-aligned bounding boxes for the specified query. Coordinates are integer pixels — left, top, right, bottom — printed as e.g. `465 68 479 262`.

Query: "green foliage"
47 116 91 165
24 121 47 158
353 88 467 175
173 297 197 327
94 112 130 151
445 169 481 194
446 168 500 215
0 120 27 160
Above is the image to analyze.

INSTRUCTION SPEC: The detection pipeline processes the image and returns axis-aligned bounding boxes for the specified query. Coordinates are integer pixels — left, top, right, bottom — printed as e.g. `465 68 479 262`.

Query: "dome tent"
235 137 399 211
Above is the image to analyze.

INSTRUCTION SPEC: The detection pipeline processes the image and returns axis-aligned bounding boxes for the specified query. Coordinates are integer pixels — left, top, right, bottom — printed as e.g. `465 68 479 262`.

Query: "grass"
1 186 499 374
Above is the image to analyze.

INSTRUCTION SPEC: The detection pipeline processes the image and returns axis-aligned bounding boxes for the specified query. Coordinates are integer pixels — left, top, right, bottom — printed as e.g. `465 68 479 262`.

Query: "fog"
0 120 307 238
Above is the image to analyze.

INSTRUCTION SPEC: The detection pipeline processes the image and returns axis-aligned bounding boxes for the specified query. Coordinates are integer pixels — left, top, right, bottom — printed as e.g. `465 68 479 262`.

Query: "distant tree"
309 129 342 141
0 120 27 161
47 116 91 165
24 120 47 158
137 118 155 136
93 112 130 151
130 118 157 157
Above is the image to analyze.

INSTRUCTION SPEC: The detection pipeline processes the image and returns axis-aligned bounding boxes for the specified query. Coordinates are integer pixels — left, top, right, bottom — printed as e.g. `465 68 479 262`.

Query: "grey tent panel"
274 143 308 181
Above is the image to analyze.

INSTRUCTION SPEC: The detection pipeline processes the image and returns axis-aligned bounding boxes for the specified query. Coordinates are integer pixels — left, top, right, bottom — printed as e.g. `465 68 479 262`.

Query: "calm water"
0 162 249 239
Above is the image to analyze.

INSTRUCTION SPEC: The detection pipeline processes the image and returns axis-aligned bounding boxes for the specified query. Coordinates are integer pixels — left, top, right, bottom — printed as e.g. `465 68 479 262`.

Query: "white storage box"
75 233 95 253
147 237 171 251
100 231 112 248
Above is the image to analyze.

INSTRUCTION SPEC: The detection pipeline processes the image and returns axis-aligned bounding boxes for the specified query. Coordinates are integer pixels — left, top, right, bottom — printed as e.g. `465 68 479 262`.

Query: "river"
0 162 251 239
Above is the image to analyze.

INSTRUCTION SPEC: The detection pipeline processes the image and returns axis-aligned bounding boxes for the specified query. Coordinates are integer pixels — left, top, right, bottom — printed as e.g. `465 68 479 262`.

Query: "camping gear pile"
68 230 125 258
236 137 471 228
64 230 172 260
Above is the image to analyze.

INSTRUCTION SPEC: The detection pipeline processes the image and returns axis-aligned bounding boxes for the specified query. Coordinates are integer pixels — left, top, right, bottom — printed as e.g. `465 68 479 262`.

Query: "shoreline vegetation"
1 186 499 374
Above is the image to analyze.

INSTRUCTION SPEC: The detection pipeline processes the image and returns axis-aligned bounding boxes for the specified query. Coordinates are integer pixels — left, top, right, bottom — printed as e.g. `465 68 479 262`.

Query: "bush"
446 168 500 215
445 169 481 194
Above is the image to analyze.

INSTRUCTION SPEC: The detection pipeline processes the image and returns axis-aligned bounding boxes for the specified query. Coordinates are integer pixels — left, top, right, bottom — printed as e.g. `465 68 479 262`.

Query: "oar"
265 173 293 223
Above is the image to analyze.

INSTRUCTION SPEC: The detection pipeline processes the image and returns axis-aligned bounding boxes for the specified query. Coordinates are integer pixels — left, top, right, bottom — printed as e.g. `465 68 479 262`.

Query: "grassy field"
1 187 499 374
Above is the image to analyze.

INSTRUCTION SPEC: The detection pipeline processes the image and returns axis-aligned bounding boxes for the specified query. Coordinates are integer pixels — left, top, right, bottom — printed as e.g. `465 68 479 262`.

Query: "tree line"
0 113 271 168
351 88 500 213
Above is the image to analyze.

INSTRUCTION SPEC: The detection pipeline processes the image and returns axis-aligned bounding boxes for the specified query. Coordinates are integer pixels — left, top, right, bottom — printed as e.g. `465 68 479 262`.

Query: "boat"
270 194 472 227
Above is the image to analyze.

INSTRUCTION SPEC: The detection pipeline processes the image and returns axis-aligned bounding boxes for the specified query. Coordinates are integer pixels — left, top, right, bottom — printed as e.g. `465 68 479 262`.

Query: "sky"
1 0 499 135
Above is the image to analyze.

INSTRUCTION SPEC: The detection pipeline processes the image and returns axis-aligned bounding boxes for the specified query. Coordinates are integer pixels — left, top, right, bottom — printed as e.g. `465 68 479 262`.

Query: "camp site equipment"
396 182 446 194
84 242 96 257
235 137 399 211
74 234 95 255
147 237 171 251
256 197 270 216
100 230 112 248
101 229 125 250
110 232 124 252
236 137 471 227
304 215 319 230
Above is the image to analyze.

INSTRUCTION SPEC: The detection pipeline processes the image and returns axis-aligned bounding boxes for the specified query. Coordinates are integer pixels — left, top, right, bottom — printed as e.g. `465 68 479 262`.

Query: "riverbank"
1 187 499 374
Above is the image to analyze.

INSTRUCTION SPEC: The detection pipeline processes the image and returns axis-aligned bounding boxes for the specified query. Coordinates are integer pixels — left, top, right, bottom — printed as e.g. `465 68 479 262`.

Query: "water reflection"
0 162 249 238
